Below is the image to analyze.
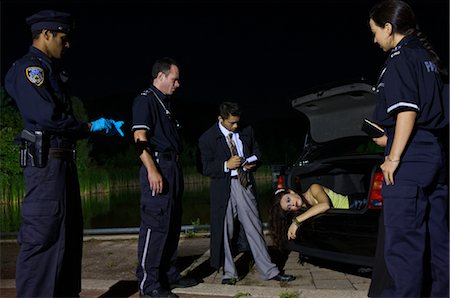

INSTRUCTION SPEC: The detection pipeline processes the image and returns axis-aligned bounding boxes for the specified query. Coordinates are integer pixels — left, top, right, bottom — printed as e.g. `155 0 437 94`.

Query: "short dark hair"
152 57 178 79
219 101 241 119
31 29 58 40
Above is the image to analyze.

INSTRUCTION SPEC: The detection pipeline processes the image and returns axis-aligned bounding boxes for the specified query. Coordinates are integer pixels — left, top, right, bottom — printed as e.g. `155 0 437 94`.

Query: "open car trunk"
286 81 383 200
292 82 377 144
283 82 384 266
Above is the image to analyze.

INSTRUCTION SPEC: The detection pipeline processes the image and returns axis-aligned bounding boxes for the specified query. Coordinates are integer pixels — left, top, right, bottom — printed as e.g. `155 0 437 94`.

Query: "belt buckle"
155 151 171 160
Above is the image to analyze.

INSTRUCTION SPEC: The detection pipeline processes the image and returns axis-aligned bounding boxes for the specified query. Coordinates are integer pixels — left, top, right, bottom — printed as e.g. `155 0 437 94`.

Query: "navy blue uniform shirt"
131 85 181 154
373 35 447 130
5 46 89 142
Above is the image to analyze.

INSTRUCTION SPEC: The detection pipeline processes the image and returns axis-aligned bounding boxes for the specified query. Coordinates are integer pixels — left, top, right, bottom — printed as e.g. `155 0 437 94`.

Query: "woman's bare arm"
287 184 331 240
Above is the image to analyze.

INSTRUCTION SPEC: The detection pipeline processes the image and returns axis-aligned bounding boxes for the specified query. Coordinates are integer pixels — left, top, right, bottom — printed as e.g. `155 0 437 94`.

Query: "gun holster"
19 130 48 168
19 141 29 168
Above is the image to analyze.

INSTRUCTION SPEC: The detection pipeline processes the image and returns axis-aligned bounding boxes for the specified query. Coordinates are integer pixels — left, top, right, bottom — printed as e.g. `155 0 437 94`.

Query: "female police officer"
368 1 448 297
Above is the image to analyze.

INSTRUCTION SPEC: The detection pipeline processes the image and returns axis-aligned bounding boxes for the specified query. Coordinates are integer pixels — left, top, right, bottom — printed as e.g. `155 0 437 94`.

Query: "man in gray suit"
198 101 295 284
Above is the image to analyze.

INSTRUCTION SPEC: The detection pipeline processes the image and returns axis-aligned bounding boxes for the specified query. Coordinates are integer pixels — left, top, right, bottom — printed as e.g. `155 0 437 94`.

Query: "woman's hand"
381 156 400 185
372 135 387 147
287 223 299 240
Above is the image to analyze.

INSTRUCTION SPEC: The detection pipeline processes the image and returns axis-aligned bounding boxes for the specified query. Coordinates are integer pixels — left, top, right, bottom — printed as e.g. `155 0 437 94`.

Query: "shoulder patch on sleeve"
25 66 44 86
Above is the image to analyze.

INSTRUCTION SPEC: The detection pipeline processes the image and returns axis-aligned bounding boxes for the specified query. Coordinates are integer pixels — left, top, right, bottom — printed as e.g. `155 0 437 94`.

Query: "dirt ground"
1 235 227 297
1 234 372 298
1 237 140 281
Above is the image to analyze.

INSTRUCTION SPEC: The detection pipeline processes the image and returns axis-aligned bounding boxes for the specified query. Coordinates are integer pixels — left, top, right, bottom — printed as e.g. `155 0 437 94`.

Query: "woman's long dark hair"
369 0 448 80
268 189 306 249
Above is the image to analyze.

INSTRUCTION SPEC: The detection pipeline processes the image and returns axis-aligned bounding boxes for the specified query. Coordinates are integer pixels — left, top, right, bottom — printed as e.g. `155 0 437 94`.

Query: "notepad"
241 155 258 166
361 118 384 138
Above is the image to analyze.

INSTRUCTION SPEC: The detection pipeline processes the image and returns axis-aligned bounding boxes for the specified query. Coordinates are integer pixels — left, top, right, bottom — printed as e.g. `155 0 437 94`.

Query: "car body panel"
287 209 380 266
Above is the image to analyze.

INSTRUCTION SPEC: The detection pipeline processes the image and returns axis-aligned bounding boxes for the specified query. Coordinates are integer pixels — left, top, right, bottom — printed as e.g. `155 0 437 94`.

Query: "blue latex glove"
108 120 125 137
90 117 112 133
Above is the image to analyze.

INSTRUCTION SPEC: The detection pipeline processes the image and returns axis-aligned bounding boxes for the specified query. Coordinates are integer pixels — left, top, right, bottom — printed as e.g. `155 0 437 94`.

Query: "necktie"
228 133 249 188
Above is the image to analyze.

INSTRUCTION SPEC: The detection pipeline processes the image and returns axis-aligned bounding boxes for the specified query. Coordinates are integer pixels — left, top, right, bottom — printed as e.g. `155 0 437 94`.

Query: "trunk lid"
291 82 377 144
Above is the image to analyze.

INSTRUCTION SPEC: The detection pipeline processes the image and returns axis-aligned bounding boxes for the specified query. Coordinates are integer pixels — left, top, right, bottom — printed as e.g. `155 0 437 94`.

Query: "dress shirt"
218 121 244 176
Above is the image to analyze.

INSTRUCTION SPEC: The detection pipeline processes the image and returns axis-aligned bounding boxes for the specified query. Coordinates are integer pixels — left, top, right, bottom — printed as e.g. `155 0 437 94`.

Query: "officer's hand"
90 117 112 133
372 135 387 147
381 156 399 185
107 120 125 137
148 169 163 195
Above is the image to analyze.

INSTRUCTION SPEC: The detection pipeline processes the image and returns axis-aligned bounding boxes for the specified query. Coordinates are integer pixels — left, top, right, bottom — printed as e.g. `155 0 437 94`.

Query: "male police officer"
4 10 124 297
132 57 197 298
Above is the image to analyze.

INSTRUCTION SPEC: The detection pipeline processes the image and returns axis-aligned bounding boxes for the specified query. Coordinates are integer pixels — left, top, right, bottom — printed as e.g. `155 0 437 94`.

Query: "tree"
0 88 24 199
0 88 95 199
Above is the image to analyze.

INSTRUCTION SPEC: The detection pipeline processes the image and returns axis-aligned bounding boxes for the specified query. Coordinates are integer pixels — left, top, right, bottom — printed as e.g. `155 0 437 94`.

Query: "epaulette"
140 88 153 96
390 50 401 59
390 41 407 59
26 53 44 65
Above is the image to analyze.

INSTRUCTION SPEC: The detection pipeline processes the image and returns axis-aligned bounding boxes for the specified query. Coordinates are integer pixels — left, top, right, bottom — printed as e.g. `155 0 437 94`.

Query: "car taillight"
368 172 384 209
276 175 284 189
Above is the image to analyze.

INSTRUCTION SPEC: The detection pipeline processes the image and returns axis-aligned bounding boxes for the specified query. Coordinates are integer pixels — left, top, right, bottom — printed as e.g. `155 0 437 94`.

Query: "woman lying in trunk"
268 184 356 249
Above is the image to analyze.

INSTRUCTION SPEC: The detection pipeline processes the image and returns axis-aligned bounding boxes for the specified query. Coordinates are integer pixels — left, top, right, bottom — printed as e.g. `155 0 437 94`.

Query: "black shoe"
270 273 296 282
221 278 238 285
169 277 199 289
141 287 179 298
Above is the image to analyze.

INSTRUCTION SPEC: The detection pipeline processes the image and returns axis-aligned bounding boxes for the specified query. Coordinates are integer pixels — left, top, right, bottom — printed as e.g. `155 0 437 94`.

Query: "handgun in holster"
20 129 48 168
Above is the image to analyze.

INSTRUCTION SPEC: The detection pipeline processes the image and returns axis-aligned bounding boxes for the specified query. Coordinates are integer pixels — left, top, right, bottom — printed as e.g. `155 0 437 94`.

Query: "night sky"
1 0 449 142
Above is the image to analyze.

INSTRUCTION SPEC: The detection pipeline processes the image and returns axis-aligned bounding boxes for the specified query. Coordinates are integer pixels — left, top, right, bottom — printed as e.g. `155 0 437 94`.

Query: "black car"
276 81 385 267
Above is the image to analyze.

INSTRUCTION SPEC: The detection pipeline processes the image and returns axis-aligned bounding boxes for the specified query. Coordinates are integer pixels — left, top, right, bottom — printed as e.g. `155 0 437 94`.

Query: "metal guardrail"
83 224 212 236
1 223 270 239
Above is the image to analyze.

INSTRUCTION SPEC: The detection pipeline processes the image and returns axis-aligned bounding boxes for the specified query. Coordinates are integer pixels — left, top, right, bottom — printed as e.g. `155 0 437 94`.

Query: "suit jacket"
198 122 262 269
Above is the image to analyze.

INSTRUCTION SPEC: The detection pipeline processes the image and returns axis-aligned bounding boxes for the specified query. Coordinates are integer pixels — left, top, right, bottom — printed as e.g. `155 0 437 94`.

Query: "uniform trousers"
16 159 83 297
136 158 183 295
381 130 449 297
223 179 279 280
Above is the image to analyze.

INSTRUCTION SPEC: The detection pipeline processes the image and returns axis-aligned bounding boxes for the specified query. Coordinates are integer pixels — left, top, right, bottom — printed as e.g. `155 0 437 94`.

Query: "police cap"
26 10 72 34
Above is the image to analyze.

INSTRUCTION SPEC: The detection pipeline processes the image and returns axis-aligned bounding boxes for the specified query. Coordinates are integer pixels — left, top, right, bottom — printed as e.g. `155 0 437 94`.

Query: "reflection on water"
1 180 274 233
0 200 21 234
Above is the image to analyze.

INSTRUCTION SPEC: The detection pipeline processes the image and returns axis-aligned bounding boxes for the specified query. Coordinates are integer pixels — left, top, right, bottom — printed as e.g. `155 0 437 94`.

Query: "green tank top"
324 189 349 209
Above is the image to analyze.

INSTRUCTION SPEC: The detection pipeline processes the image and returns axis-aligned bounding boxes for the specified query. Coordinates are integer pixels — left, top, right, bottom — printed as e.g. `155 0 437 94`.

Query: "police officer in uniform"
368 1 449 297
132 57 197 298
4 10 124 297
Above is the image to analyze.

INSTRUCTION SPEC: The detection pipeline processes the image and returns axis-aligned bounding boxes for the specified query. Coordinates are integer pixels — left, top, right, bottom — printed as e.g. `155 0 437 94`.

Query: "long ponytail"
370 0 448 81
414 27 448 81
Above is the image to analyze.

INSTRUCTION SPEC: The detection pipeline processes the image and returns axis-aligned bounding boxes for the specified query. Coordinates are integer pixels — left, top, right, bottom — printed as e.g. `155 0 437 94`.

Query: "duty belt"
154 151 179 162
49 148 76 161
